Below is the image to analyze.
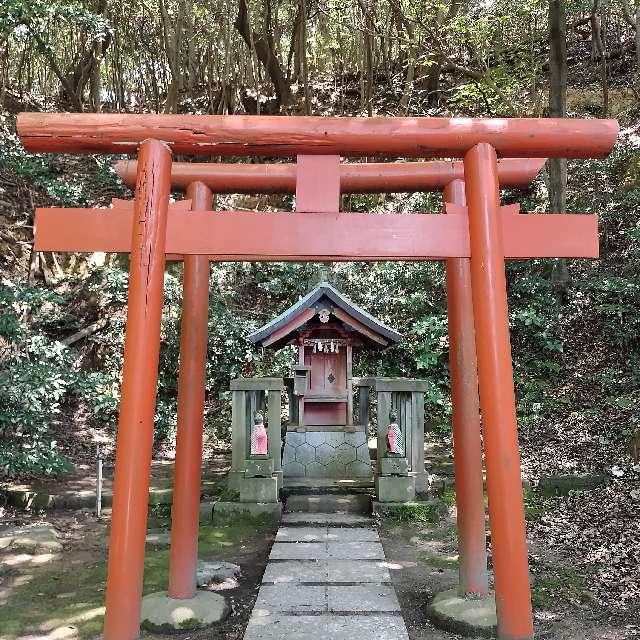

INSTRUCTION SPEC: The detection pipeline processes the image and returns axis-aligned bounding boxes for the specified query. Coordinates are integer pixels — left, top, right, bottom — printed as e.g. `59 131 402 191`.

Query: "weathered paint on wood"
18 113 619 158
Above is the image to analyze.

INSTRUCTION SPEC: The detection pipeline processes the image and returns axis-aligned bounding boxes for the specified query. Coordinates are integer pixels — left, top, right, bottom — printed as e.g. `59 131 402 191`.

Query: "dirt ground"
0 454 231 499
379 511 640 640
0 507 277 640
2 437 639 640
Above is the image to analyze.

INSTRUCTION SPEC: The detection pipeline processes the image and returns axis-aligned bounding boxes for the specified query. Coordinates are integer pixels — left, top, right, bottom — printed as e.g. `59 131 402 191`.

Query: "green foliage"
0 283 77 477
0 120 121 206
383 502 442 523
440 486 457 508
1 0 111 42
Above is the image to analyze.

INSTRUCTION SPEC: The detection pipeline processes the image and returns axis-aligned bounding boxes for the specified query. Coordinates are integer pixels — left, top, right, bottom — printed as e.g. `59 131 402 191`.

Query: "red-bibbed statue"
386 409 404 456
250 411 268 456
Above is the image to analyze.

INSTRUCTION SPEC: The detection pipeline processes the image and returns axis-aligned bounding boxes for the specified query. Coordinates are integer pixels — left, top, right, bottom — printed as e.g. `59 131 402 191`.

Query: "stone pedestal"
427 589 497 637
140 590 229 633
229 377 284 501
375 475 416 503
240 477 279 503
359 377 428 493
282 429 372 479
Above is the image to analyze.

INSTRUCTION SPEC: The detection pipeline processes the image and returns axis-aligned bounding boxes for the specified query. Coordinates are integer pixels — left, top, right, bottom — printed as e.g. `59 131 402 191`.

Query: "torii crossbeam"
17 113 619 640
34 203 598 260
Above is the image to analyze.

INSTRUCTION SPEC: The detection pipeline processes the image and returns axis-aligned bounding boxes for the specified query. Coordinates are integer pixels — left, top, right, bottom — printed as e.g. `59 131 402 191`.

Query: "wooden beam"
18 113 619 159
262 308 316 347
332 308 389 346
33 207 599 260
115 159 548 193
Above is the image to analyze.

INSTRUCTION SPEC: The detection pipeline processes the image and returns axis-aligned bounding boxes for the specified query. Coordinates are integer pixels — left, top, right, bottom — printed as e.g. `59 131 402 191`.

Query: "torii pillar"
167 181 212 600
465 143 533 639
102 139 172 640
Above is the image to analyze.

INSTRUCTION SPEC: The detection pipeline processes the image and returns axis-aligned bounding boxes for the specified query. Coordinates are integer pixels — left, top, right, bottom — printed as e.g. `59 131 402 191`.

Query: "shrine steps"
284 492 372 515
281 512 373 527
243 494 410 639
282 477 374 492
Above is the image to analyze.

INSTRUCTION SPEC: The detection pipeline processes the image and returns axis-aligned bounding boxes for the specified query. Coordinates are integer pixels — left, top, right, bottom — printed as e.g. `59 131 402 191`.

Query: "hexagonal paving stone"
356 443 371 460
325 460 348 477
305 462 329 477
296 443 316 465
315 442 336 465
334 443 357 465
344 432 367 447
324 432 346 446
305 432 328 447
346 460 373 478
282 461 305 476
282 445 297 465
286 432 305 447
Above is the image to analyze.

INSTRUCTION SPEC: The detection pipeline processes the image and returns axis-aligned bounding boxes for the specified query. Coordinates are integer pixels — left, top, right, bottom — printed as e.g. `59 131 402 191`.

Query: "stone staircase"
243 489 410 640
284 491 372 515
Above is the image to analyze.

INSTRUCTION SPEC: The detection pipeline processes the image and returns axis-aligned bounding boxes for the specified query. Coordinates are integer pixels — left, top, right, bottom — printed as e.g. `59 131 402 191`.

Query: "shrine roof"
248 282 402 349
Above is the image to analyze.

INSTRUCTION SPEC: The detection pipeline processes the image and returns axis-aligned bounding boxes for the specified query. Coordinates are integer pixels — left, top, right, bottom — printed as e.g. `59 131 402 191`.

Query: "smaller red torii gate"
18 113 618 640
112 156 552 605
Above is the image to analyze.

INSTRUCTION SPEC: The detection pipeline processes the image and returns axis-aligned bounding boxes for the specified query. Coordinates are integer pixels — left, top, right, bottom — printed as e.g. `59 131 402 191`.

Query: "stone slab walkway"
244 515 410 640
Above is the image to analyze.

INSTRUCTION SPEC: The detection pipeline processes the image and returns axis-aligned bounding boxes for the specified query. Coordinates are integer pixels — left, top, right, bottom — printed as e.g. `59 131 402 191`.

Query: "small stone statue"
250 411 268 456
386 409 404 456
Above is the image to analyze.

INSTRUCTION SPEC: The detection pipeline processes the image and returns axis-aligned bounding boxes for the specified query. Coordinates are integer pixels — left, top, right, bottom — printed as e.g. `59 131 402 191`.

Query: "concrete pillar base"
140 590 229 633
427 589 497 638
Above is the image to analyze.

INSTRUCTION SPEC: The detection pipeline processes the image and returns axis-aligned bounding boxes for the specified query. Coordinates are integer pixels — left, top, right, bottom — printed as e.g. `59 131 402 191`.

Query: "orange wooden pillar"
444 179 489 598
464 143 534 639
167 181 212 599
103 139 172 640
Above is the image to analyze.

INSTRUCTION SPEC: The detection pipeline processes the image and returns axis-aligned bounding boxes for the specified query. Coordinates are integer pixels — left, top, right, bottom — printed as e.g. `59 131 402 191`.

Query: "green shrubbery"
0 283 89 476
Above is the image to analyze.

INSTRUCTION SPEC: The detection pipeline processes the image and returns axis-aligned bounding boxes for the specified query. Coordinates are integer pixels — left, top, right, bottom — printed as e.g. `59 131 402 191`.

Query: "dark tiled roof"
247 281 402 348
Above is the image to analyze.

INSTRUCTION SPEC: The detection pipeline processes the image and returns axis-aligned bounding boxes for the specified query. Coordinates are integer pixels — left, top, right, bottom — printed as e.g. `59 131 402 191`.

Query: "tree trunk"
235 0 293 110
160 0 187 113
89 37 104 112
620 2 640 460
549 0 569 304
299 0 312 114
590 0 608 115
426 60 442 107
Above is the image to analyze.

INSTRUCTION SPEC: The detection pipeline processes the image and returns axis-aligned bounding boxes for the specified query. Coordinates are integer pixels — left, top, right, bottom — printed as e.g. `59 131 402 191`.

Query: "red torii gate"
114 156 547 607
18 113 618 640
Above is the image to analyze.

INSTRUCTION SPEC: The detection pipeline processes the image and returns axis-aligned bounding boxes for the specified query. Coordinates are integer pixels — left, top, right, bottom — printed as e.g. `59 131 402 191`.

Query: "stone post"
373 378 428 502
228 378 284 502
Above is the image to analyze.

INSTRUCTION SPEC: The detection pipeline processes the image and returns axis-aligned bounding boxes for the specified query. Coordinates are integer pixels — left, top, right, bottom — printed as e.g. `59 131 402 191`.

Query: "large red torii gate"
18 113 618 640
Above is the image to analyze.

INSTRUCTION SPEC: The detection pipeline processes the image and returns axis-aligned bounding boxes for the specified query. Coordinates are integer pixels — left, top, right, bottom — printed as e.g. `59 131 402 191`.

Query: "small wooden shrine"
248 281 401 478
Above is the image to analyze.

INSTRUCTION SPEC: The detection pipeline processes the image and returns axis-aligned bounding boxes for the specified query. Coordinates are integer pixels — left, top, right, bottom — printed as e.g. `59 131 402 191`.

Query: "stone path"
244 512 410 640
